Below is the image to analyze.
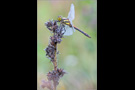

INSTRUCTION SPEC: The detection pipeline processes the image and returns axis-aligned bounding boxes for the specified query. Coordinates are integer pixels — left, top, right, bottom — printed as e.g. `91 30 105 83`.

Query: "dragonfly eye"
57 16 62 21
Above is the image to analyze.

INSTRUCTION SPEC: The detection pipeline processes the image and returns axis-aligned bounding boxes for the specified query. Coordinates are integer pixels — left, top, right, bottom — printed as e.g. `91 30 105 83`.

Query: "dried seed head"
46 68 66 87
45 45 56 61
45 20 65 38
50 35 62 44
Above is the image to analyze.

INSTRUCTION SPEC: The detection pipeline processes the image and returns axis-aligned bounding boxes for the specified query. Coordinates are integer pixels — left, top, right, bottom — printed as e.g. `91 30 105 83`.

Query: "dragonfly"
57 3 91 38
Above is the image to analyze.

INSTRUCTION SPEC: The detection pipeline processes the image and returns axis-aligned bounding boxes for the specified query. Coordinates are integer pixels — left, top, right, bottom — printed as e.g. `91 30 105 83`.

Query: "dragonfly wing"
68 4 75 32
72 25 75 32
63 25 74 36
68 3 75 21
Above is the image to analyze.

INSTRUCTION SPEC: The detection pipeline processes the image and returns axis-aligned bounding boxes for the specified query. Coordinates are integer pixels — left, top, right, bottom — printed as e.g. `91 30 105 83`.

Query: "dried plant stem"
43 20 66 90
53 34 58 90
54 85 56 90
54 43 57 71
53 44 57 71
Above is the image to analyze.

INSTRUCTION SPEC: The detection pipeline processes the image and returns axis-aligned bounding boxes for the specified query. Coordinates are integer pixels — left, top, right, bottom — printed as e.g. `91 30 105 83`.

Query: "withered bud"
54 21 57 25
45 21 52 27
57 68 66 77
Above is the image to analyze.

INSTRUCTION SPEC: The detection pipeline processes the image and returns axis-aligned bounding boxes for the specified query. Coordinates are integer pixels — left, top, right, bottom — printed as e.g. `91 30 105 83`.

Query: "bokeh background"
37 0 97 90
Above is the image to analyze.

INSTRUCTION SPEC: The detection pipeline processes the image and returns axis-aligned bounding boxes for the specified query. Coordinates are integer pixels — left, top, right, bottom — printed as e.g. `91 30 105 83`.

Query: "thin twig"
53 35 57 90
53 43 57 71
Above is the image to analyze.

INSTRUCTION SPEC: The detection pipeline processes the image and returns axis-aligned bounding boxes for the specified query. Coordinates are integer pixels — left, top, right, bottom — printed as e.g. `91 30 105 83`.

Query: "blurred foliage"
37 0 97 90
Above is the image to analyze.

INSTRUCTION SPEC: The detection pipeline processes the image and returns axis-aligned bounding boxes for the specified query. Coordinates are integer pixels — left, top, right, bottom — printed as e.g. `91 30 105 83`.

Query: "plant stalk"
53 43 57 71
52 34 58 90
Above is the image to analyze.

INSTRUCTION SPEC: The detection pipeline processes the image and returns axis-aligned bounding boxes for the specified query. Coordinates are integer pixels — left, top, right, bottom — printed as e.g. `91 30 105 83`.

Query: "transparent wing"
70 21 75 32
64 3 75 36
63 25 74 36
67 3 75 22
67 3 75 32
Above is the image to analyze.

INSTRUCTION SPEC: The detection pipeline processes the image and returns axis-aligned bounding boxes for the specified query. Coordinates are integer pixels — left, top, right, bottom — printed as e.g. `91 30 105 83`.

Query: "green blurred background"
37 0 97 90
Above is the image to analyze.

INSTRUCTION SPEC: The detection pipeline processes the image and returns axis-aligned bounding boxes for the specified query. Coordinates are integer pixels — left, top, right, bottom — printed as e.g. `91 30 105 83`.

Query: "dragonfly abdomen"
73 26 91 38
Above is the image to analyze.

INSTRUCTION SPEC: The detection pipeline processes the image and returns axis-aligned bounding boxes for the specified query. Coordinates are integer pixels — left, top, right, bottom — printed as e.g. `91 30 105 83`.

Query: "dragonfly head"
57 16 62 22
